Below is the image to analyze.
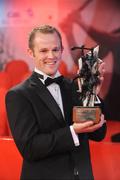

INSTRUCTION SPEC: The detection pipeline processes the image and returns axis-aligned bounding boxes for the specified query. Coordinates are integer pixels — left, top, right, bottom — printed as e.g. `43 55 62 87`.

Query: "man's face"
28 32 63 77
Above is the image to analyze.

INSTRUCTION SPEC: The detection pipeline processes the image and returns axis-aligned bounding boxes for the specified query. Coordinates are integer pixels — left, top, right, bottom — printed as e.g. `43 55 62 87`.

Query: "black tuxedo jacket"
6 72 106 180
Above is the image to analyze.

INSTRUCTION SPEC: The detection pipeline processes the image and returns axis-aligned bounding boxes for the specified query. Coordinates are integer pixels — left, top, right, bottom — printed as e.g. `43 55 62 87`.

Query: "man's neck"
34 67 61 79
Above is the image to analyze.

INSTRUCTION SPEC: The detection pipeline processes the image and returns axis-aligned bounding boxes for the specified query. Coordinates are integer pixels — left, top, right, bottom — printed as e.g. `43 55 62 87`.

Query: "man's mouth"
45 61 57 65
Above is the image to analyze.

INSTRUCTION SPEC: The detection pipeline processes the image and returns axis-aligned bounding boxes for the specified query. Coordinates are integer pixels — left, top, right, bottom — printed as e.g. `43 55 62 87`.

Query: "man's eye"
40 49 48 53
53 48 60 52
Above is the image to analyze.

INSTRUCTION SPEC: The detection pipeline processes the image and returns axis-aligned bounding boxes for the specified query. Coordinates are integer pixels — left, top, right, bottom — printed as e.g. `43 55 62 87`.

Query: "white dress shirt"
35 68 80 146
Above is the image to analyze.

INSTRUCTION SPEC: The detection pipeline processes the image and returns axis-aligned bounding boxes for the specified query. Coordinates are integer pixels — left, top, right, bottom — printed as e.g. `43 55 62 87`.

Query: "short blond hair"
28 24 63 50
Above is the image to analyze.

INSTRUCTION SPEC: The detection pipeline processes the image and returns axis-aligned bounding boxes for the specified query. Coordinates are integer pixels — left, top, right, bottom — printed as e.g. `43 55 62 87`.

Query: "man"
5 25 106 180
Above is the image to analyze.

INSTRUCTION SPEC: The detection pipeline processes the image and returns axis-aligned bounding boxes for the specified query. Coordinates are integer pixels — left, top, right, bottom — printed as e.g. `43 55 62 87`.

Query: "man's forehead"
34 32 61 46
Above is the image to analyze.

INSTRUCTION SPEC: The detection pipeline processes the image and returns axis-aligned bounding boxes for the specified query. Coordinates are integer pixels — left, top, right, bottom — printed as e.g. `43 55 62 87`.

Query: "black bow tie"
45 76 63 86
35 72 63 86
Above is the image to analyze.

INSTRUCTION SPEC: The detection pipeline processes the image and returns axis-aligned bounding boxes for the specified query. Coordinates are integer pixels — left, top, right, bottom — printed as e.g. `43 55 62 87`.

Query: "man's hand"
96 61 106 94
73 114 106 134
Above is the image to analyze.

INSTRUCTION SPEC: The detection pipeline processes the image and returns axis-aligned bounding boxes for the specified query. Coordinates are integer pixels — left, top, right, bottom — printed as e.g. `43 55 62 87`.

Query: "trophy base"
73 106 101 124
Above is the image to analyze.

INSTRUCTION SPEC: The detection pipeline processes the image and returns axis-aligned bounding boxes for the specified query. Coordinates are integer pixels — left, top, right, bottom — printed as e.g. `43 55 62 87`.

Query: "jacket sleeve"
88 96 107 141
88 123 107 141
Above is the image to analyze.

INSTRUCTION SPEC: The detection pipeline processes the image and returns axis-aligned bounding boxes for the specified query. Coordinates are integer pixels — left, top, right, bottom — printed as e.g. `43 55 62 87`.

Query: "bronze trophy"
72 45 102 124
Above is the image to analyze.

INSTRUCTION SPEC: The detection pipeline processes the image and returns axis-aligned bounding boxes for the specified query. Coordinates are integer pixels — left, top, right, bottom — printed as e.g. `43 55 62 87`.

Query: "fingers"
73 114 106 134
96 62 106 94
98 62 106 76
73 121 94 133
99 114 106 125
82 114 106 132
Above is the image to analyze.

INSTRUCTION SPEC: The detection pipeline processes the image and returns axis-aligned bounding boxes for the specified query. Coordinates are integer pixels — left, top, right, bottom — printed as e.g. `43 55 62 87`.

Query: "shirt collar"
34 67 61 82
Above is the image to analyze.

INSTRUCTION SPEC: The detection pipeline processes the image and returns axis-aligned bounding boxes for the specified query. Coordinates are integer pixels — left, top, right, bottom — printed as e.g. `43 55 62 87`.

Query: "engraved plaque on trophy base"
73 106 101 124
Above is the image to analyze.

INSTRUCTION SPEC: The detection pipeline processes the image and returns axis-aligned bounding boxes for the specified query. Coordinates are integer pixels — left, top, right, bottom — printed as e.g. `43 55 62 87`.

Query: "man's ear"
27 48 34 57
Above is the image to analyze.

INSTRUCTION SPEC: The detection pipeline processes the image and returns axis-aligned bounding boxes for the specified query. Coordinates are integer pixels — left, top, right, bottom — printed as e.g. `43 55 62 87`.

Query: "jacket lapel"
60 81 73 125
29 72 65 125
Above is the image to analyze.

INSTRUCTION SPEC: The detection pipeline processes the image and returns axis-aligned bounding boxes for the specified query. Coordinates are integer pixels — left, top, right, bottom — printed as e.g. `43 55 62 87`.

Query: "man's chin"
46 70 57 77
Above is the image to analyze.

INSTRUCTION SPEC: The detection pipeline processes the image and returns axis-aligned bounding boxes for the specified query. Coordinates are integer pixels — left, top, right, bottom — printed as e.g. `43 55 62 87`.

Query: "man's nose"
47 50 54 58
